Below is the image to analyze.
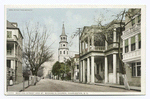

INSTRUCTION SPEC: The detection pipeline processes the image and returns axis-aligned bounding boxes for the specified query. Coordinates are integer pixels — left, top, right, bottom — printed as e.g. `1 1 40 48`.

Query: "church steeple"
58 22 69 63
61 22 66 36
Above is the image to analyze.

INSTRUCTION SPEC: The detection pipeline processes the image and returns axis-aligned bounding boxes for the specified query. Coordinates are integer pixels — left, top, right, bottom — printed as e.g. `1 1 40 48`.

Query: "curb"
94 83 141 91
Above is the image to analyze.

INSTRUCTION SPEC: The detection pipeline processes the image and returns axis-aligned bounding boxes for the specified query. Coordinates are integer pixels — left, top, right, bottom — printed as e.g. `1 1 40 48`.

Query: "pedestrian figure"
9 76 13 86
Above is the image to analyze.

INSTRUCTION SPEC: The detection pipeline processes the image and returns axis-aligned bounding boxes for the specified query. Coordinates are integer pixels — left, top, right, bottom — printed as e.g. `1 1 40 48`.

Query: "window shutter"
125 39 128 46
131 36 135 44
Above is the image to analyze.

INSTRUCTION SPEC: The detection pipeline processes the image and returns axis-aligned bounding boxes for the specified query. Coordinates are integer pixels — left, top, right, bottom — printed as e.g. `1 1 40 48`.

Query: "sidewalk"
94 83 141 91
7 80 31 92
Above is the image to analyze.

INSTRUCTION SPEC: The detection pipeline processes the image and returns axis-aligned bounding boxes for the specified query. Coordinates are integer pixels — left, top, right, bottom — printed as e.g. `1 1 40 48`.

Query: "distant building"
122 9 141 86
6 21 23 85
58 23 69 63
71 54 79 82
79 20 124 84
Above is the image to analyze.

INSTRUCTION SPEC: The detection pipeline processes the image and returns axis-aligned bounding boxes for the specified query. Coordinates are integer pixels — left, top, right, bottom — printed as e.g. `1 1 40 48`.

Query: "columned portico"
91 56 95 83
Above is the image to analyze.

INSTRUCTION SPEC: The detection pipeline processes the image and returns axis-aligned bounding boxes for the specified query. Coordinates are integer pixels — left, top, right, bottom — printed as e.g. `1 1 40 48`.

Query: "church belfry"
58 23 69 63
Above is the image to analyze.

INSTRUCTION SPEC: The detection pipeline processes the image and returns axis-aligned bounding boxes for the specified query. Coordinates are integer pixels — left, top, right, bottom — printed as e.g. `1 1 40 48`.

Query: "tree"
52 61 71 80
23 22 54 76
52 61 61 77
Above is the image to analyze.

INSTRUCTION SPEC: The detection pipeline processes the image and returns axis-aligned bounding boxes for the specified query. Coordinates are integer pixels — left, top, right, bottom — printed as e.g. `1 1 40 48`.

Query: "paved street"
24 78 138 92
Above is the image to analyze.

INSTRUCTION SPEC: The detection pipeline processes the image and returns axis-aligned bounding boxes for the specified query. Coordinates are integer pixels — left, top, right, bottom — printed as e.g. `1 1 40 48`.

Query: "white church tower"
58 23 69 63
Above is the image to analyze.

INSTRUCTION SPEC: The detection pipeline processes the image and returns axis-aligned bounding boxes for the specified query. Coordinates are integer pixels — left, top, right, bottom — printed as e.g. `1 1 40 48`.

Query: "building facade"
79 21 124 84
6 21 23 85
58 23 69 63
121 9 141 87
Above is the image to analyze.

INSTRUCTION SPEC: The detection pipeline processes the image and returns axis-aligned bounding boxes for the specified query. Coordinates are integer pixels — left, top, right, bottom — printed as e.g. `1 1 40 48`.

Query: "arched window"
64 51 65 54
61 37 63 40
63 37 65 40
63 44 65 46
60 51 62 54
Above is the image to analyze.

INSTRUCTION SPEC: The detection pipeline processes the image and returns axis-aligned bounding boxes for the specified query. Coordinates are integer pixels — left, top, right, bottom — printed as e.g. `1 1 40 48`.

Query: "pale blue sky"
7 8 125 69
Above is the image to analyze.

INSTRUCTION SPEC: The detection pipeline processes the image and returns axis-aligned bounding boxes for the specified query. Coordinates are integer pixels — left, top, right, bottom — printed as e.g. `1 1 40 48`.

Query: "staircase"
95 74 103 83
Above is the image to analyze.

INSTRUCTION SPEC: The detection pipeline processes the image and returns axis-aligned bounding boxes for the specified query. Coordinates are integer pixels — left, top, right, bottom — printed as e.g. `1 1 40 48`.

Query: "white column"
87 57 90 83
135 35 139 50
11 60 14 69
82 60 85 83
91 56 95 83
113 28 117 47
92 35 94 50
79 61 82 82
113 54 117 83
129 38 131 52
105 56 108 83
88 37 90 52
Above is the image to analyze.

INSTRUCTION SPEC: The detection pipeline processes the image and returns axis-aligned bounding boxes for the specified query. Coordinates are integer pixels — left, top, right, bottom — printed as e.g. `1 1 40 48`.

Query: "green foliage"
52 61 61 76
59 62 70 74
52 61 71 77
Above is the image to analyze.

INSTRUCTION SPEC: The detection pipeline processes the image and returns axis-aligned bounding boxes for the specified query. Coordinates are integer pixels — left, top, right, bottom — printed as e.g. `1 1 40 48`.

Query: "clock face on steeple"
58 23 69 63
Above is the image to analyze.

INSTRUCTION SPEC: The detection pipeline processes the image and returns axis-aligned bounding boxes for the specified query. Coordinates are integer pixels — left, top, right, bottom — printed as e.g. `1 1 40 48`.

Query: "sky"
7 8 125 71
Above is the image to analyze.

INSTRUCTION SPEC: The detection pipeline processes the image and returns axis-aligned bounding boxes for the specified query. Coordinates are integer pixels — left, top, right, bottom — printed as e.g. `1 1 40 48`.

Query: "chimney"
11 23 18 27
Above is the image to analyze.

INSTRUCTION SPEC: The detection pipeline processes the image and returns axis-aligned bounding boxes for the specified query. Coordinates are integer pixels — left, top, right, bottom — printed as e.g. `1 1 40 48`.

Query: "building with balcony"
71 54 79 82
6 21 23 85
79 20 124 84
121 9 141 87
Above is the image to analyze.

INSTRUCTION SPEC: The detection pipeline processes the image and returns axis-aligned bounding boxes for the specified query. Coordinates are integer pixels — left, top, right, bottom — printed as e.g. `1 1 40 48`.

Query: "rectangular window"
132 62 141 77
60 51 62 54
125 39 129 53
132 18 135 26
138 33 141 49
7 31 12 38
7 60 11 68
131 36 136 51
138 15 141 23
64 51 65 54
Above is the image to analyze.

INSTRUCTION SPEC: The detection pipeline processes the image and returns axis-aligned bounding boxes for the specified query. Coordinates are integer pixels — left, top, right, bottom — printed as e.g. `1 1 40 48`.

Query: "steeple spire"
61 22 66 36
